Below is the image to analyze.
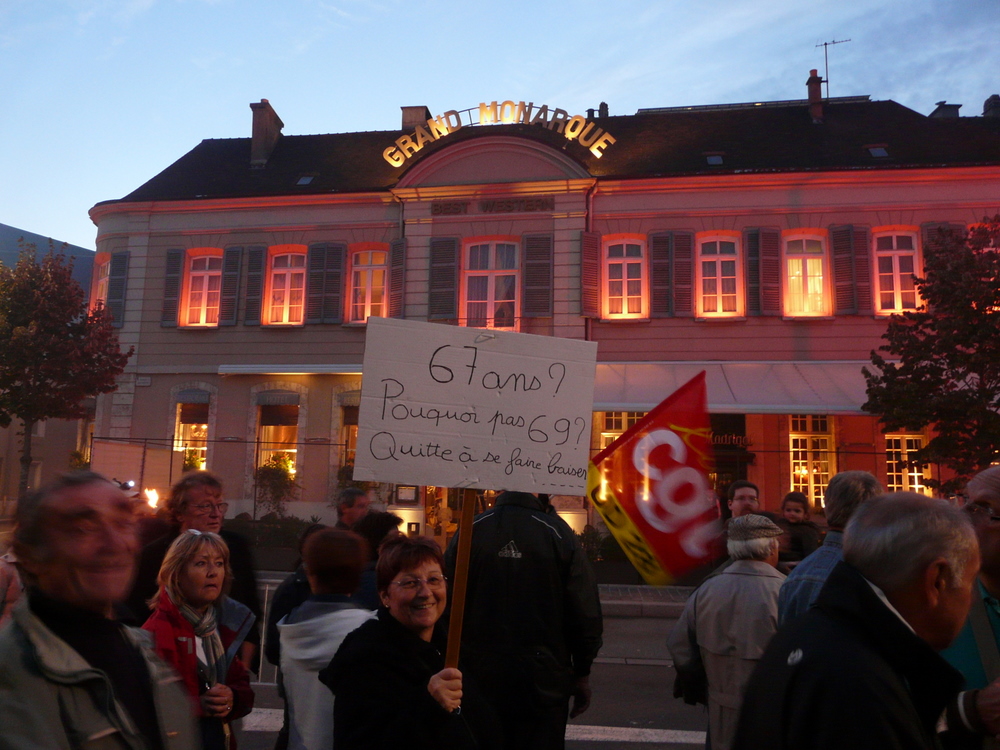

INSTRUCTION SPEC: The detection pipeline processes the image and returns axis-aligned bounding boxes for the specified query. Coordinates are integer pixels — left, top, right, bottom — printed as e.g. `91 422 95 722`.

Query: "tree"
0 244 133 497
863 216 1000 493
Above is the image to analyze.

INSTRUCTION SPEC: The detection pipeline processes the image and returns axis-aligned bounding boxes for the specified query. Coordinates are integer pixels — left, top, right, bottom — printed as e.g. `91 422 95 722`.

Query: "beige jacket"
667 559 785 750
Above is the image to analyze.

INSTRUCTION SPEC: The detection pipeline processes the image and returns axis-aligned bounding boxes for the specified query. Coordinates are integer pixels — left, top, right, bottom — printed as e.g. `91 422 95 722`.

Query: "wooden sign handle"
445 487 478 669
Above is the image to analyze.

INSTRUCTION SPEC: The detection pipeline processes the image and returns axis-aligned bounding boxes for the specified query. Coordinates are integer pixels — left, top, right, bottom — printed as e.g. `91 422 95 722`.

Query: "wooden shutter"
428 238 459 320
759 229 782 315
244 246 265 326
106 251 129 329
306 243 346 325
831 225 859 314
522 234 553 317
218 247 242 326
649 233 672 317
580 231 601 318
853 227 872 314
389 238 406 318
672 232 694 317
745 230 762 315
160 249 183 327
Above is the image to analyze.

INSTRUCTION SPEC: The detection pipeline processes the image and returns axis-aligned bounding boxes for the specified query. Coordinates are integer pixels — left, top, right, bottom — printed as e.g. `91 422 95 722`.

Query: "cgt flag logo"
587 372 720 585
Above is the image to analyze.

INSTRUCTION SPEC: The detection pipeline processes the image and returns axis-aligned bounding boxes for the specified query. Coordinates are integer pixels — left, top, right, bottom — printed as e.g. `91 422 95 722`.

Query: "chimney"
929 101 962 118
401 106 432 130
983 95 1000 118
806 69 824 123
250 99 284 168
598 102 609 118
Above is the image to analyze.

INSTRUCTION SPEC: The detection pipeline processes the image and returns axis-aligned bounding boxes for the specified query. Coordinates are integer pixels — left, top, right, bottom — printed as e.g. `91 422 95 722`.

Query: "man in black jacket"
445 491 603 750
734 493 980 750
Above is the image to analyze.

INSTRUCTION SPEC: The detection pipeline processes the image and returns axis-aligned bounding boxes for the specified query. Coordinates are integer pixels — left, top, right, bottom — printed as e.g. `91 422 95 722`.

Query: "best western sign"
383 100 617 168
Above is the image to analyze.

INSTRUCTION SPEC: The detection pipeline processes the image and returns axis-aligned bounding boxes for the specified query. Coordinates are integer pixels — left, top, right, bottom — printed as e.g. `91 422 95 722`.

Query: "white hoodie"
278 602 376 750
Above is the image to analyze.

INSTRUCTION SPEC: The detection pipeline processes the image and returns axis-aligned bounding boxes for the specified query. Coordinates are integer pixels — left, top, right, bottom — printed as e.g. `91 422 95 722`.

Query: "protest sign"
587 372 720 584
354 317 598 494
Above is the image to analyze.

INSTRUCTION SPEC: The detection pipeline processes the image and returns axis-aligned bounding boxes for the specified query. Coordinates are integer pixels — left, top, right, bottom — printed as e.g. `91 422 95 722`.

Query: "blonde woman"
143 530 255 750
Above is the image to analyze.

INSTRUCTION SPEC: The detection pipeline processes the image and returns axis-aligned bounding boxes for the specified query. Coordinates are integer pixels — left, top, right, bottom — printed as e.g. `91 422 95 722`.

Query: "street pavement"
240 607 707 750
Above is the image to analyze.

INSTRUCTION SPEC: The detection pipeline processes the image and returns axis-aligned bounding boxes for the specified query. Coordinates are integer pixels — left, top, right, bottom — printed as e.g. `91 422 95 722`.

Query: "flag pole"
445 487 477 668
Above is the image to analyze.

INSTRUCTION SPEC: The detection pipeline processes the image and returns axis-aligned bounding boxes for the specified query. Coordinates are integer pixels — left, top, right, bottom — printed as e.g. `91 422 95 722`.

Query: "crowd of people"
0 473 601 750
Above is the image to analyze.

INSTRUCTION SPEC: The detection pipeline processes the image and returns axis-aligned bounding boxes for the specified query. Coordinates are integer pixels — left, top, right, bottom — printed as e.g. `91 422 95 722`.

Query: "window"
789 414 836 508
885 435 930 494
175 403 209 471
463 241 518 329
95 261 110 306
184 255 223 326
342 405 359 466
258 404 299 472
349 249 388 322
874 233 919 313
698 237 742 317
604 240 646 318
600 411 645 449
784 236 828 316
267 251 306 325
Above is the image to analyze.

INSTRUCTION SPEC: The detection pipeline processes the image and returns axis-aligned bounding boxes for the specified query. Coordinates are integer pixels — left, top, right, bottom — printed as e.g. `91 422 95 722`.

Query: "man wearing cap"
668 514 785 750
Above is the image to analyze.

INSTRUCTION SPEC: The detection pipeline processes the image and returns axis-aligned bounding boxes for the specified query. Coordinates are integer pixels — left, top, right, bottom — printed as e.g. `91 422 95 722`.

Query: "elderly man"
334 487 371 530
734 493 979 750
126 471 261 664
777 470 882 625
668 515 785 750
0 472 196 749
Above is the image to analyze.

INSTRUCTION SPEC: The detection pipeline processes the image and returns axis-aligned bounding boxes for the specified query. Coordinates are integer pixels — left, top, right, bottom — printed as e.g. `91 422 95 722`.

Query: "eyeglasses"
190 502 228 515
390 575 447 591
964 503 1000 523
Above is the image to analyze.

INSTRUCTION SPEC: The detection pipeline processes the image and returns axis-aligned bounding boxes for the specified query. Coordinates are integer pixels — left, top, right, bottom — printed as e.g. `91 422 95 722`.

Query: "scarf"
171 590 226 687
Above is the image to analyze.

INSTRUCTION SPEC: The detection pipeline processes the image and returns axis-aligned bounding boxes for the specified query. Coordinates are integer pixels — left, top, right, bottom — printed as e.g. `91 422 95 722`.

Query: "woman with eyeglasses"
319 535 498 750
143 530 256 750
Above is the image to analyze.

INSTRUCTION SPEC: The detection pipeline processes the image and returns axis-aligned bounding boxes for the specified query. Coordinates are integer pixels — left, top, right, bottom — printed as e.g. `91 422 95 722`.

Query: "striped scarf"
172 591 226 687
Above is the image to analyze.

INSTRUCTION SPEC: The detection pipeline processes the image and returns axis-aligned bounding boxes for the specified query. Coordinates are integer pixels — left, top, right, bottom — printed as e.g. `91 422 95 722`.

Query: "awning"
594 361 872 414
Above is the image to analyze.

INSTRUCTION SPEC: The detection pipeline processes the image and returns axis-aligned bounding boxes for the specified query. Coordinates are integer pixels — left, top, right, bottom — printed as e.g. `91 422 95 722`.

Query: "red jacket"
142 590 255 723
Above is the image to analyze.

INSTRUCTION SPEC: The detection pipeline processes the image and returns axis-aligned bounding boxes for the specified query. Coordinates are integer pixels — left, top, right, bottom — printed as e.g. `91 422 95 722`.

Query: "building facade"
87 79 1000 534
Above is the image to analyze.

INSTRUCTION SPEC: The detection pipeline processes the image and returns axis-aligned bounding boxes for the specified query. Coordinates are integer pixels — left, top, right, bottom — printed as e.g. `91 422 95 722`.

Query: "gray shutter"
672 232 694 317
428 238 459 320
522 234 553 317
580 231 601 318
649 233 672 317
745 230 762 315
389 238 406 318
306 243 346 325
218 247 242 326
244 246 265 326
106 251 129 329
853 227 872 314
831 225 858 314
161 249 183 327
922 222 966 255
760 229 782 315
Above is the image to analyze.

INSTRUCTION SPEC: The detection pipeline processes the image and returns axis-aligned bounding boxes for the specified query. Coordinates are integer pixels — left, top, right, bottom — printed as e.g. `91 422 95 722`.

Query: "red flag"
587 372 720 584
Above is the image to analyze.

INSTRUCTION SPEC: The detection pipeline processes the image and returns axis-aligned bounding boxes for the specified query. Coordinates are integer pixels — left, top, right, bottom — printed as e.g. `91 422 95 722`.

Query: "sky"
2 0 998 250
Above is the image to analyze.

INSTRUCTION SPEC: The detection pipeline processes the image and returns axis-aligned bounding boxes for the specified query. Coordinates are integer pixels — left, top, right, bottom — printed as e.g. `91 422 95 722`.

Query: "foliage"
0 243 132 496
182 449 202 472
254 453 299 518
331 462 376 504
863 217 1000 493
576 524 604 563
68 450 90 470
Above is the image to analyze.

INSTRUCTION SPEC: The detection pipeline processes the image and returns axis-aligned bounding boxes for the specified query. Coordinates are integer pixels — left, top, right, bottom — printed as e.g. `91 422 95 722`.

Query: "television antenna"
815 38 851 98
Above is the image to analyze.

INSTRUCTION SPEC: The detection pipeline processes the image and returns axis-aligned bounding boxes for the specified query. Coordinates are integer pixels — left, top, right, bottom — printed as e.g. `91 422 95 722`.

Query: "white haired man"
668 514 785 750
735 493 980 750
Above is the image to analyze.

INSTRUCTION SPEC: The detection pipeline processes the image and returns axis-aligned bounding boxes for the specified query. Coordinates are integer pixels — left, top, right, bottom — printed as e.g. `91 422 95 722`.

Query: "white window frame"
602 238 648 319
266 250 307 326
783 233 830 317
599 411 645 450
884 434 931 495
697 235 743 318
461 240 520 330
789 414 836 508
184 254 223 327
873 231 920 314
348 248 388 323
95 260 110 306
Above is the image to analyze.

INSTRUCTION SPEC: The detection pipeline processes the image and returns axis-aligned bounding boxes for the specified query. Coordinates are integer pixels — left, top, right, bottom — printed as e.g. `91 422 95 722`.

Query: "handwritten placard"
354 318 598 494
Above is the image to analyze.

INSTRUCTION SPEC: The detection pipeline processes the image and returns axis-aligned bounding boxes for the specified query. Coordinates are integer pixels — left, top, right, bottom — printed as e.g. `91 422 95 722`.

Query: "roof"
109 99 1000 204
0 223 95 293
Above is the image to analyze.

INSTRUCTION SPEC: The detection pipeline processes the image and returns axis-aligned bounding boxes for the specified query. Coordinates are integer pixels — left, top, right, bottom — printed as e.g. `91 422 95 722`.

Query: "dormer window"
866 144 889 158
295 175 315 186
704 152 724 166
